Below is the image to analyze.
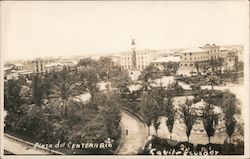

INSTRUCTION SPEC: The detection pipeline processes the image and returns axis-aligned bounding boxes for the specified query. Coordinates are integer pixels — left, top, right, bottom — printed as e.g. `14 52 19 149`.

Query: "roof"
152 56 180 63
15 63 24 67
180 48 208 53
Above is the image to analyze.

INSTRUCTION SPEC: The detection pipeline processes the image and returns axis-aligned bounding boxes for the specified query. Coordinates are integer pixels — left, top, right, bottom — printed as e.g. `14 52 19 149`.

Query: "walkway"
116 110 147 155
4 134 62 155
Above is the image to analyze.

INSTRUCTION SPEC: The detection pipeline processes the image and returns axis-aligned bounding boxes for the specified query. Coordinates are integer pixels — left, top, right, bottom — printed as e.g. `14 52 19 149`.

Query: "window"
190 64 193 66
190 53 192 55
184 53 186 56
190 58 192 60
184 64 188 66
185 58 186 60
180 64 182 66
194 57 196 59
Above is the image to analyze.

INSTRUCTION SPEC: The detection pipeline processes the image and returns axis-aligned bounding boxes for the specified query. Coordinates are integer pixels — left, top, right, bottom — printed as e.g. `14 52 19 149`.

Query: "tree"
79 66 99 103
170 81 184 96
205 75 220 90
140 91 158 136
233 55 240 82
53 66 76 117
111 73 131 93
151 88 165 136
153 118 161 136
102 93 121 138
194 61 200 75
32 75 44 106
209 57 223 76
97 57 113 81
138 65 161 92
222 91 238 143
199 61 210 76
163 62 179 76
77 58 98 71
166 111 175 140
202 102 218 143
164 85 176 140
42 71 53 98
179 98 198 142
4 79 24 129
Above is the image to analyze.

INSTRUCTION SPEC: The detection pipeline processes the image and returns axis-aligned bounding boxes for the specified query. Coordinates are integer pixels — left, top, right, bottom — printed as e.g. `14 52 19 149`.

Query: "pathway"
116 110 147 155
4 135 49 155
4 134 63 155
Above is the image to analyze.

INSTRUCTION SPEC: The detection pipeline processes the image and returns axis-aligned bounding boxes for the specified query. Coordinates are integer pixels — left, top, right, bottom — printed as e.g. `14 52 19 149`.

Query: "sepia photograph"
0 1 249 158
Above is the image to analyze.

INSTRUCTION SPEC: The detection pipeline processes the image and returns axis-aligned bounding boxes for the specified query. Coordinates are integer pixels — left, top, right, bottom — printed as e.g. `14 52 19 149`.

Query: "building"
24 58 45 75
4 63 32 81
178 48 209 76
120 40 160 70
177 44 243 76
151 55 180 71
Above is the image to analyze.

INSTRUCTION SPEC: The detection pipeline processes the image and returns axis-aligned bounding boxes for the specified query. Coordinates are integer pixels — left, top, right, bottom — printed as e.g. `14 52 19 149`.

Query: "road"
116 110 147 155
4 135 49 155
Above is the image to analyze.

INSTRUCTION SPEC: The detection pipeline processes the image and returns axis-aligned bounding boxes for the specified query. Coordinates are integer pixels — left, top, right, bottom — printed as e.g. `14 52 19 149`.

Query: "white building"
177 44 243 76
151 55 180 71
119 39 161 70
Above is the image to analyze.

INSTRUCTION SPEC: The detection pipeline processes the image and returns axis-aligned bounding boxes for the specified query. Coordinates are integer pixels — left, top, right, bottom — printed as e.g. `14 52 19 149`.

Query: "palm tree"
206 75 220 90
53 66 76 117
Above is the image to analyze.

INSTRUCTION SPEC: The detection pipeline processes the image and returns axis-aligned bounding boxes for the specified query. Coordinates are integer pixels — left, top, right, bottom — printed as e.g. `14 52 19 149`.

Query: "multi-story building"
177 44 243 76
24 58 45 75
120 40 160 70
178 48 209 75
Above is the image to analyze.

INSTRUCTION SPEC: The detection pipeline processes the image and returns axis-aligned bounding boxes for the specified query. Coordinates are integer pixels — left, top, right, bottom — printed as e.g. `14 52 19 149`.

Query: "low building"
151 55 180 71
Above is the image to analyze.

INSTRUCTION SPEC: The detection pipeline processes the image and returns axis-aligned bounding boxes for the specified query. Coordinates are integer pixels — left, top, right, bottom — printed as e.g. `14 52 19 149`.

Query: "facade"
120 40 159 70
24 58 45 75
178 48 209 76
177 44 243 76
151 55 180 71
120 49 156 70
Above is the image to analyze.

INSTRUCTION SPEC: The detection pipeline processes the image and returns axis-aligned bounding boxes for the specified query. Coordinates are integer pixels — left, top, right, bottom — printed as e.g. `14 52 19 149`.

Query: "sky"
1 1 249 61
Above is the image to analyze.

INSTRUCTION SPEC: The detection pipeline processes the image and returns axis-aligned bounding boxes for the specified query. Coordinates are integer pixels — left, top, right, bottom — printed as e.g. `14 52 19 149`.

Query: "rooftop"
180 47 209 53
151 56 180 63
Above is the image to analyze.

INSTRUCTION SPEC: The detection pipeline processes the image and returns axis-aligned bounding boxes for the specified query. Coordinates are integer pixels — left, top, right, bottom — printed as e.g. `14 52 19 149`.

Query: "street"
116 110 147 155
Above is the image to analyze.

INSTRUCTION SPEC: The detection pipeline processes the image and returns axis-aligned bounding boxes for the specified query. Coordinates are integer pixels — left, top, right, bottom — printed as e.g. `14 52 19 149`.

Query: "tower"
131 38 137 70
